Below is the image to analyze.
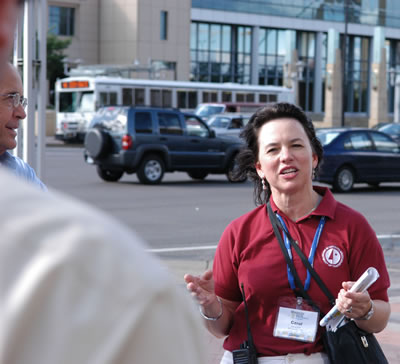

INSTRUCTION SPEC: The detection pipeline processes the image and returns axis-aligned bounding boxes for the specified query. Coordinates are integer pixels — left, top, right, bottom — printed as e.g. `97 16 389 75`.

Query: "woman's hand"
184 269 216 307
336 281 372 319
184 270 239 337
336 281 391 333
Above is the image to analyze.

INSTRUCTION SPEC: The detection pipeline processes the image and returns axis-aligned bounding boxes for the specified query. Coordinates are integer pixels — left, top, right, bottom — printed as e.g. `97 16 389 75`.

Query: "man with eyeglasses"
0 62 46 189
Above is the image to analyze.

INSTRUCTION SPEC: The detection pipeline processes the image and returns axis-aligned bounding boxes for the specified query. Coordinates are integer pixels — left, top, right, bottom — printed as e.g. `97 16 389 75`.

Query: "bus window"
99 91 118 106
236 93 255 102
178 90 197 109
162 90 172 107
135 88 145 105
151 89 162 107
59 91 95 112
269 94 277 102
188 91 197 108
123 88 133 105
202 91 217 103
109 92 117 105
246 93 255 102
222 92 232 102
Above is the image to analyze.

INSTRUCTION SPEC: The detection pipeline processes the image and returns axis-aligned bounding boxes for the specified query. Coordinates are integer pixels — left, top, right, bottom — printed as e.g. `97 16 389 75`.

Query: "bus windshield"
59 91 95 113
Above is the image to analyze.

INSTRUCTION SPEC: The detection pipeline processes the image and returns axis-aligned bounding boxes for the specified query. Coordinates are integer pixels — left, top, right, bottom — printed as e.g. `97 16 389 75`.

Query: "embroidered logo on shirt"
321 246 344 268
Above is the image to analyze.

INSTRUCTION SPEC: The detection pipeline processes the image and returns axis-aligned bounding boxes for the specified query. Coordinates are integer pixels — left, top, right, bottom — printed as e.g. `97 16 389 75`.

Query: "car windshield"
208 116 231 128
380 123 400 134
194 105 225 117
316 130 341 146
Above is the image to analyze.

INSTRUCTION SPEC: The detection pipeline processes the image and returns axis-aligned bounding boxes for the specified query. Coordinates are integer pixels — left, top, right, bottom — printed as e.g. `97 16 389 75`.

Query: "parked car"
83 106 247 184
194 102 263 121
207 113 252 136
376 122 400 144
315 128 400 192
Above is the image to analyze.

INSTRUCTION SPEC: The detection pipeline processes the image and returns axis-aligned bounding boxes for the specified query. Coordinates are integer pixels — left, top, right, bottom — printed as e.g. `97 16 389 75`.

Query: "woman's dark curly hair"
234 102 323 206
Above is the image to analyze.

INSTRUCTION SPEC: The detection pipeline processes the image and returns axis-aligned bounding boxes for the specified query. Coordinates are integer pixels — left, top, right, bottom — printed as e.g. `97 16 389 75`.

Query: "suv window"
158 112 183 135
135 112 152 134
185 116 209 138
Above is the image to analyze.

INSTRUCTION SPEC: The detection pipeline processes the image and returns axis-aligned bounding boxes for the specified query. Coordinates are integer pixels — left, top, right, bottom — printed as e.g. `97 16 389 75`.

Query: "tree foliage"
47 33 71 101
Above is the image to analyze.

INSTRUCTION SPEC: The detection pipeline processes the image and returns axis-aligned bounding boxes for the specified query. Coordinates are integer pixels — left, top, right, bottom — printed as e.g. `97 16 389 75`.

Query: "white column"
251 26 259 86
23 0 35 167
394 74 400 123
313 32 323 113
37 0 47 180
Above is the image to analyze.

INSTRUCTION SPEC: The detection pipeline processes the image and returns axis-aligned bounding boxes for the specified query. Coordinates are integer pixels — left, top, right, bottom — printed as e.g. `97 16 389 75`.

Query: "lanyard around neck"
275 214 326 291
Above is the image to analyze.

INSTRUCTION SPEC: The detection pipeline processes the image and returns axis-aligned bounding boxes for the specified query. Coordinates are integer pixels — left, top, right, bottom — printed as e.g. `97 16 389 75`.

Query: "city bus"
54 76 294 141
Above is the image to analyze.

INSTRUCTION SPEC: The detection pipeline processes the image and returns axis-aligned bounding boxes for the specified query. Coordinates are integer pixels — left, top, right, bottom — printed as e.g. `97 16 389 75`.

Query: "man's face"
0 64 26 155
0 0 20 76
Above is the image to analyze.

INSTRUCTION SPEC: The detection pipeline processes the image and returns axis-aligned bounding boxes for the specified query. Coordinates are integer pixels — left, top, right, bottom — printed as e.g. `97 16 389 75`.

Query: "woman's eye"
292 144 303 148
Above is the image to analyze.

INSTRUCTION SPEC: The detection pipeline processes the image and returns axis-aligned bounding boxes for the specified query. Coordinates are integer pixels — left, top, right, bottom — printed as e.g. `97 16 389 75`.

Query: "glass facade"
258 29 286 86
192 0 400 29
342 35 370 113
190 22 251 83
386 39 400 113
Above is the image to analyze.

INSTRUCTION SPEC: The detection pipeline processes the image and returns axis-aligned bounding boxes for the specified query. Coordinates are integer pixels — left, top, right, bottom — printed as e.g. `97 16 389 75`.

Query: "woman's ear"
255 161 264 179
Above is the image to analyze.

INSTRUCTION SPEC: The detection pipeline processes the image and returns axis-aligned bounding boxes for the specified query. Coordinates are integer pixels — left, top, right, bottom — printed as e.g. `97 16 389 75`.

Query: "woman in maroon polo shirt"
184 102 390 364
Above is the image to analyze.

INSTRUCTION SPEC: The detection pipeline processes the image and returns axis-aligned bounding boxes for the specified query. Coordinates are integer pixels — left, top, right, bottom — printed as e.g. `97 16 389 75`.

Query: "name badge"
273 297 319 343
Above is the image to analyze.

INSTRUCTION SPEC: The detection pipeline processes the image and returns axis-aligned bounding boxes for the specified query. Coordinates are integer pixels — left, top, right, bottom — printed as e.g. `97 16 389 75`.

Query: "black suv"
83 106 246 184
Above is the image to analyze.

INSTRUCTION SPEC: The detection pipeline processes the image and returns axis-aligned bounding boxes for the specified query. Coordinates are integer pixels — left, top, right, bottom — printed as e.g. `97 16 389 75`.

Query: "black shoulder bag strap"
267 202 336 307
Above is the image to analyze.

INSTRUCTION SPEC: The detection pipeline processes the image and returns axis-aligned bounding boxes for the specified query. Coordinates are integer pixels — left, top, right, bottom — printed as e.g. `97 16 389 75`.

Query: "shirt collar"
268 186 336 221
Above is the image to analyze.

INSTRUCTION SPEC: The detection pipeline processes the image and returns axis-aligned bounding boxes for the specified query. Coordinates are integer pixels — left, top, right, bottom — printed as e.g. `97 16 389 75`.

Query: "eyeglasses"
0 93 28 110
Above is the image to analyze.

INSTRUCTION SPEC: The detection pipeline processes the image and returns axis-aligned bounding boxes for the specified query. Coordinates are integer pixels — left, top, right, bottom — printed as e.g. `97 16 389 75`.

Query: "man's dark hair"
234 102 324 205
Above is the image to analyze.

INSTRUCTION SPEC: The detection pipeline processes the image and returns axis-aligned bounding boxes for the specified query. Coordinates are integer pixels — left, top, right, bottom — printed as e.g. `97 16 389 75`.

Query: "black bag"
322 320 388 364
267 202 389 364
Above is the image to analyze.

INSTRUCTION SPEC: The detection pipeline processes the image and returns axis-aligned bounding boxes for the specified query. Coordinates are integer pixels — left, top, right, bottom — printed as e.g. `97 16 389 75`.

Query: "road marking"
148 244 218 253
148 234 400 254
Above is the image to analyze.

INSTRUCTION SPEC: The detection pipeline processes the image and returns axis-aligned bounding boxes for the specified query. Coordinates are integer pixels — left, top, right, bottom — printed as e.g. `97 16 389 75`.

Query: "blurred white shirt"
0 167 205 364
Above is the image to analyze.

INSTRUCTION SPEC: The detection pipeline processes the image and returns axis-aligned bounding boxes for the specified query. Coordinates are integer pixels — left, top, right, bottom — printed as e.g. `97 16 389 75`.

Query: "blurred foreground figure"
0 0 22 76
0 169 205 364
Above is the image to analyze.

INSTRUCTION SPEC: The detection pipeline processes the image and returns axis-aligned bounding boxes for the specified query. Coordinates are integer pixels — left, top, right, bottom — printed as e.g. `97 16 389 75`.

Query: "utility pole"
341 0 349 127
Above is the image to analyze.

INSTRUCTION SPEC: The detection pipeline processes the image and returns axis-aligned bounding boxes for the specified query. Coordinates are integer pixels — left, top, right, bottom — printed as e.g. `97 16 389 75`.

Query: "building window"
49 6 75 36
258 28 286 86
160 11 168 40
190 22 252 84
297 31 316 112
342 35 370 113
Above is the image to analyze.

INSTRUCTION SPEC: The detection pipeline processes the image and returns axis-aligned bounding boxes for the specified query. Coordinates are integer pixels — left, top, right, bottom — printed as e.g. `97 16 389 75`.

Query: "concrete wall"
49 0 100 65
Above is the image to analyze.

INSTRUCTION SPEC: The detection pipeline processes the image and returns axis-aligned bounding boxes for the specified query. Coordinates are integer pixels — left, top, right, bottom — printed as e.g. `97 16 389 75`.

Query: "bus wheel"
96 166 123 182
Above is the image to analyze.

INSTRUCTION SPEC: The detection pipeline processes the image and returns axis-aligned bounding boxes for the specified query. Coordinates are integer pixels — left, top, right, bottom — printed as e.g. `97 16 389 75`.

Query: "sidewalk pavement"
159 243 400 364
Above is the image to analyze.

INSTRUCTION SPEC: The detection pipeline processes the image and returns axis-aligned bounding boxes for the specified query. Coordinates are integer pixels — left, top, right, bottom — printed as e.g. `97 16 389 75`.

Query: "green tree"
47 33 71 105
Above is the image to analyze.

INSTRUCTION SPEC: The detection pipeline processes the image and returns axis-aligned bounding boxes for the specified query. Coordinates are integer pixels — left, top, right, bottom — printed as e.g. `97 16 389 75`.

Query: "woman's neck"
272 189 321 221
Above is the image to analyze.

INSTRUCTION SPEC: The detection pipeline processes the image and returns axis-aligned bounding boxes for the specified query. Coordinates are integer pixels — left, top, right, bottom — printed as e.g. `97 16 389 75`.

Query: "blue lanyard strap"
275 214 326 291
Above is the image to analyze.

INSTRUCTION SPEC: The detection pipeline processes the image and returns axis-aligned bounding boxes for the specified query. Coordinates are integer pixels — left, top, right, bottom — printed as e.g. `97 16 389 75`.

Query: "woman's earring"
312 168 316 180
261 178 267 190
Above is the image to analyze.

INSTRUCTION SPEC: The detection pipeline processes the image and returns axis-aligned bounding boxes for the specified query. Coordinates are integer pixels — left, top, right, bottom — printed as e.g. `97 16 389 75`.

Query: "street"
45 146 400 251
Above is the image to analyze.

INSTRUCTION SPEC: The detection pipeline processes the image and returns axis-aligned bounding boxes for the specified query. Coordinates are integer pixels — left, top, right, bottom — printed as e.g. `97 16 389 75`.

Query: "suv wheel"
96 166 123 182
137 155 165 184
188 171 208 180
226 158 247 183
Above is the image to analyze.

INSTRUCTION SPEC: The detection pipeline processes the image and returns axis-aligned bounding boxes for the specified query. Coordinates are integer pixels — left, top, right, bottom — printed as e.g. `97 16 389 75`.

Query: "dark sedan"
315 128 400 192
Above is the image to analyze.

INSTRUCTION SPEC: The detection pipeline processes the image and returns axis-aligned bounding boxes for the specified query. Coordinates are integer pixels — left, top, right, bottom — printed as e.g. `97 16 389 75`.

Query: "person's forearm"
201 297 235 338
355 300 391 333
